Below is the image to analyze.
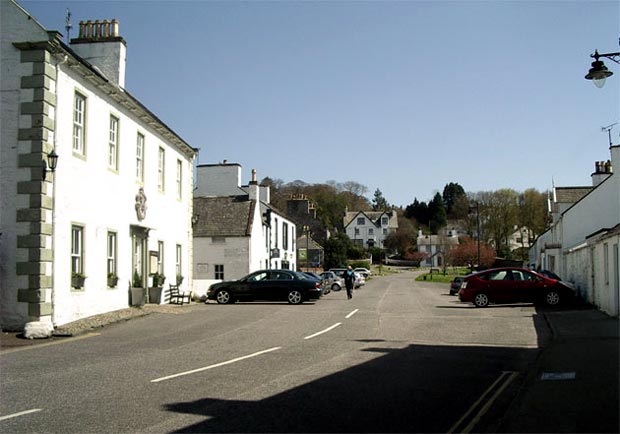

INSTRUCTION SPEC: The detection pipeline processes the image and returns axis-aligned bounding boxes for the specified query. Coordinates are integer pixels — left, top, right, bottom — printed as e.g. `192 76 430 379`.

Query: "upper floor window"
136 133 145 182
357 217 365 225
381 216 389 226
368 228 374 235
108 115 119 170
354 228 360 235
158 147 165 192
73 92 86 155
282 222 289 250
176 159 182 200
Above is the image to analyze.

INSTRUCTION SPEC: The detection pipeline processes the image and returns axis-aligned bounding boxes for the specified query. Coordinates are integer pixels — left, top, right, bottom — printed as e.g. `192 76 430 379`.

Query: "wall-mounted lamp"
585 48 620 88
191 214 199 227
42 149 59 180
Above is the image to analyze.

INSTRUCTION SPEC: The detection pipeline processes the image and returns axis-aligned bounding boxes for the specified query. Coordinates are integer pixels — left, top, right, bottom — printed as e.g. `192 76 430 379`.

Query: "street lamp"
585 48 620 88
469 202 480 270
303 225 310 272
42 149 59 180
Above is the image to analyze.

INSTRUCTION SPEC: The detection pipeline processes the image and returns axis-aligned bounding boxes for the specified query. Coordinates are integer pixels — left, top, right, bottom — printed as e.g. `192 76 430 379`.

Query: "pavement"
1 301 618 433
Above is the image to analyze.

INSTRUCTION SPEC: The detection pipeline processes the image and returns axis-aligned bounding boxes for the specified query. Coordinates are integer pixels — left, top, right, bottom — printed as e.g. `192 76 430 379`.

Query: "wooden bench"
169 284 191 305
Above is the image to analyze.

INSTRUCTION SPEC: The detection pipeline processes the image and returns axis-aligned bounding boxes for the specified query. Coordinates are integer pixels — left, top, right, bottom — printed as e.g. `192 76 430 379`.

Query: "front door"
130 226 148 290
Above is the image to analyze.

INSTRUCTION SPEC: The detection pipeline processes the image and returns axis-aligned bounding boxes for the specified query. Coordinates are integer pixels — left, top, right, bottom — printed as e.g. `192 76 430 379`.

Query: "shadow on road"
163 342 538 433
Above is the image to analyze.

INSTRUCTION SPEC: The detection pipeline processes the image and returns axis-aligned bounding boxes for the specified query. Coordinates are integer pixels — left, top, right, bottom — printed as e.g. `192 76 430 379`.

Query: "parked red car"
458 267 570 308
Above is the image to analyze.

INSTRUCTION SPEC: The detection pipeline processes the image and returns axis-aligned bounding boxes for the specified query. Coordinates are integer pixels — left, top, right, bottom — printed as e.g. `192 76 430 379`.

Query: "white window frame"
158 147 165 192
108 115 119 170
215 264 224 280
107 231 117 276
176 159 182 200
157 241 164 275
175 244 182 280
136 133 145 182
73 92 86 155
71 225 84 275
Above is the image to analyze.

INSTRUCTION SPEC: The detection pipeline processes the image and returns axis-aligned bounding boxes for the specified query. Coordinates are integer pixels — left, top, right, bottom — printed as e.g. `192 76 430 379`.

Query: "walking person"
343 265 355 300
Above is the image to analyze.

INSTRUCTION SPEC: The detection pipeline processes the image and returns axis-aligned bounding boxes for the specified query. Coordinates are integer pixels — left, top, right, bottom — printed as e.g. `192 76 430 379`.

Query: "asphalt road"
1 270 552 433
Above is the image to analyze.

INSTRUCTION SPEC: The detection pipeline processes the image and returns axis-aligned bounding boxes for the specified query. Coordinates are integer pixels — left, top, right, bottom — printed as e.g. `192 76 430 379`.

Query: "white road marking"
151 346 282 383
346 309 359 319
0 408 42 422
304 323 342 340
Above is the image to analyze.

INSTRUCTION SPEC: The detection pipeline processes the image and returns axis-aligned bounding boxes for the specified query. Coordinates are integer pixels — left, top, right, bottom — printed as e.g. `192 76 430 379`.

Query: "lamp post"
585 47 620 88
469 202 480 270
303 225 310 272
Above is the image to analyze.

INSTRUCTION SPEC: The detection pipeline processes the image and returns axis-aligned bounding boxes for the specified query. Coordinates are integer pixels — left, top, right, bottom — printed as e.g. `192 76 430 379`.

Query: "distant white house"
416 230 459 268
529 151 619 317
192 163 297 298
343 210 398 249
0 0 197 331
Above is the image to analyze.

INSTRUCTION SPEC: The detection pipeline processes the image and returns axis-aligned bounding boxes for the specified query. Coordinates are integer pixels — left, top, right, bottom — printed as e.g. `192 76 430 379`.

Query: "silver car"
320 271 343 292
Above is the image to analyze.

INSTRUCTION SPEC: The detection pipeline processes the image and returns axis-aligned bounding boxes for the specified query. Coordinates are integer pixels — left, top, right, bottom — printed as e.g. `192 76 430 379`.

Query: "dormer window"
381 216 389 226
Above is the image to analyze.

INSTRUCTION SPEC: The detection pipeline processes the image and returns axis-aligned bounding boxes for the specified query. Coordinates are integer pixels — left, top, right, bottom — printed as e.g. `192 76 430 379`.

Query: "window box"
72 273 86 289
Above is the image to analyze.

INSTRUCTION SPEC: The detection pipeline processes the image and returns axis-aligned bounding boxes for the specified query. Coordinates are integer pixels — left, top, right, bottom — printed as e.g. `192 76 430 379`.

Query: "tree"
480 189 519 258
442 183 467 219
404 198 428 225
447 236 496 271
428 193 447 234
372 188 390 211
323 233 356 269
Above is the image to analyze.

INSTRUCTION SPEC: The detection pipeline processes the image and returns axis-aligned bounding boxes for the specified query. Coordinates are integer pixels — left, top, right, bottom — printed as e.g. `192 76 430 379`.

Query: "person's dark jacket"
343 270 355 288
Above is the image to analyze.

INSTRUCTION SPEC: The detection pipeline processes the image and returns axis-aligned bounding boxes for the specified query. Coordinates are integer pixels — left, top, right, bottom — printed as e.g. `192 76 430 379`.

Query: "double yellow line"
448 371 520 434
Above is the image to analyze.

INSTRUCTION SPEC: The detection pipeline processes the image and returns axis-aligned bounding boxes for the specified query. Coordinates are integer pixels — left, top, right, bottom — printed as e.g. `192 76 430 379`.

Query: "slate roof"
554 187 592 203
343 210 398 228
193 196 255 237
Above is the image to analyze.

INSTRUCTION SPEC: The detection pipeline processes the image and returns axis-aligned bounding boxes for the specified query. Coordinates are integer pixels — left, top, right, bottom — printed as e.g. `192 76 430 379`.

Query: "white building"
416 230 460 268
192 163 297 298
0 0 196 332
530 150 619 317
343 210 398 249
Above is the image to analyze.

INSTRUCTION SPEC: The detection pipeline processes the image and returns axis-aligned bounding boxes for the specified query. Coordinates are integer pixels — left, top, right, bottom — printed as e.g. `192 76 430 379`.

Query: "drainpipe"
50 53 68 327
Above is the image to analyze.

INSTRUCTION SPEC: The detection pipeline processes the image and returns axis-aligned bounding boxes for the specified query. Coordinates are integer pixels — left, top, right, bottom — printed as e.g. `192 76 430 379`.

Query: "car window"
511 271 524 281
272 272 293 280
487 270 509 281
247 272 268 282
521 271 537 281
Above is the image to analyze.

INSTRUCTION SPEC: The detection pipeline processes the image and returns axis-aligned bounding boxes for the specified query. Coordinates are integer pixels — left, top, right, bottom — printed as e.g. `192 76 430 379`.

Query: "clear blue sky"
21 0 620 207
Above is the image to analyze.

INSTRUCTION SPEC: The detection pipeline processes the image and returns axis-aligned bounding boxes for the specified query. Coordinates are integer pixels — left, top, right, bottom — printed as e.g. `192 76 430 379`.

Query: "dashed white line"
0 408 42 422
151 346 282 383
346 309 359 319
304 323 342 340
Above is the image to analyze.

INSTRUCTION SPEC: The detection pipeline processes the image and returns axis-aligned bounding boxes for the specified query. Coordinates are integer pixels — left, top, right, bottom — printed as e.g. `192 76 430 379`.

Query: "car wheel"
473 292 489 308
544 289 561 306
288 290 303 305
216 289 233 304
331 283 341 291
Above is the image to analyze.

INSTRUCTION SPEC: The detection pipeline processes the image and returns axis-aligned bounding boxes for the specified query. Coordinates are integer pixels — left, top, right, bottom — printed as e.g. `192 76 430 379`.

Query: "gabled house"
529 150 619 317
343 210 398 249
0 1 197 334
416 231 459 268
297 233 324 271
192 163 297 298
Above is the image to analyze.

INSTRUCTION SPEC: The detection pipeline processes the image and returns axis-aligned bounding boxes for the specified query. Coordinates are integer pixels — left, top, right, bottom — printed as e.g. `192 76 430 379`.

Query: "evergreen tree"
372 188 390 210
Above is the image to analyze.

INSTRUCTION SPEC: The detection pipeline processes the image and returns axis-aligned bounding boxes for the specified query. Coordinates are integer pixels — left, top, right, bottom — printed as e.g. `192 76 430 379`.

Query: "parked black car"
207 269 323 305
449 276 464 295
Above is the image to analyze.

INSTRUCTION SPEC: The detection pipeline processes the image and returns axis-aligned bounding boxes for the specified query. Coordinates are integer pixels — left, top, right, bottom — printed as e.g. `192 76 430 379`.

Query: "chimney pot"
252 169 257 182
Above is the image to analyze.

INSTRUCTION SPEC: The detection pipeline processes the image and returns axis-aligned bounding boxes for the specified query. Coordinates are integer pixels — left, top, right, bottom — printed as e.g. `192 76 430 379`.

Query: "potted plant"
71 272 86 289
130 271 145 306
176 274 184 286
148 273 166 304
107 272 119 288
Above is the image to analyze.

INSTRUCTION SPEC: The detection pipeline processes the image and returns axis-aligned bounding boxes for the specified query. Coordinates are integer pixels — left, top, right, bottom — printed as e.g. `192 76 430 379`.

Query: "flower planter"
107 277 119 288
130 287 146 306
148 287 164 304
71 276 86 289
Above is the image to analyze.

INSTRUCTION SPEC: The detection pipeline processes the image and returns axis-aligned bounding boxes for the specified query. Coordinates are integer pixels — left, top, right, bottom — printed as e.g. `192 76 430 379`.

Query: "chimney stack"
70 19 126 88
591 160 612 187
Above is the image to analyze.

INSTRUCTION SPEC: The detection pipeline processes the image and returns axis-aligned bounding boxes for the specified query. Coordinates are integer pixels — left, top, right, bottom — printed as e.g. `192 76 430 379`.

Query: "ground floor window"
215 264 224 280
71 225 84 275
